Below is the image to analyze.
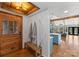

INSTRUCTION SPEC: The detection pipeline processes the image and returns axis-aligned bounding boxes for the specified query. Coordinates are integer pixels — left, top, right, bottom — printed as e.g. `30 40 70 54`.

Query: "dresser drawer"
0 37 20 43
0 45 20 56
0 41 20 50
0 36 21 56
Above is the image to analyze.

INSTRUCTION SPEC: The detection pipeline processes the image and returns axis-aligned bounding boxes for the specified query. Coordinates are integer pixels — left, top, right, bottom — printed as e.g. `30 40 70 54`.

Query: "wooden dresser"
0 34 22 56
0 11 22 56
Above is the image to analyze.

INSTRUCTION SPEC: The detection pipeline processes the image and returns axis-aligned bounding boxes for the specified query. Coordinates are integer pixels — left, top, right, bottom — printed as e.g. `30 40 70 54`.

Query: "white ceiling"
32 2 79 18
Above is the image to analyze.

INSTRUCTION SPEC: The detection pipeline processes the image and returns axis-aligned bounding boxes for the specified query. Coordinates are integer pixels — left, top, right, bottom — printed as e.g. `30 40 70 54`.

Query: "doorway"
50 15 79 57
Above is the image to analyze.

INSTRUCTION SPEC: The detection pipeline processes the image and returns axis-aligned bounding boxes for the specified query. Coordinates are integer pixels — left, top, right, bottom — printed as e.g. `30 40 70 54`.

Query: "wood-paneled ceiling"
0 2 39 15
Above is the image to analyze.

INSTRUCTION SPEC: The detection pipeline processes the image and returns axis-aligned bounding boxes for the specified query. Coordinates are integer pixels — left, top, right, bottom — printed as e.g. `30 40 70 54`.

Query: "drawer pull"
11 47 15 49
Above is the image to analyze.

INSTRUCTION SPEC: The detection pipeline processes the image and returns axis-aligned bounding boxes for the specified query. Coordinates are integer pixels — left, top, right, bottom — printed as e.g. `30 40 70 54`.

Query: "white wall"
27 9 50 57
65 18 79 26
51 17 79 27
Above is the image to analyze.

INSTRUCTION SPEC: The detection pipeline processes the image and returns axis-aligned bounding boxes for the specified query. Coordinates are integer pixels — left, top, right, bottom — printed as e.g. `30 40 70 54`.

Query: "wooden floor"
2 35 79 57
3 48 35 57
51 35 79 57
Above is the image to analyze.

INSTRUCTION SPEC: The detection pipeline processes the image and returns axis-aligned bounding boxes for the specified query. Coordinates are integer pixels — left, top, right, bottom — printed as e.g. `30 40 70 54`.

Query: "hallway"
51 35 79 57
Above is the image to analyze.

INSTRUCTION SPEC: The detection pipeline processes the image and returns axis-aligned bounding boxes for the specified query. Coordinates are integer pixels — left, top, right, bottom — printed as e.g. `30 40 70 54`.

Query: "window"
74 27 78 35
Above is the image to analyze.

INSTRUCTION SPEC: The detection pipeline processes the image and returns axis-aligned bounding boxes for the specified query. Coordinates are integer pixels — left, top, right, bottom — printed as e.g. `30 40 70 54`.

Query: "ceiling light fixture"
64 10 68 13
